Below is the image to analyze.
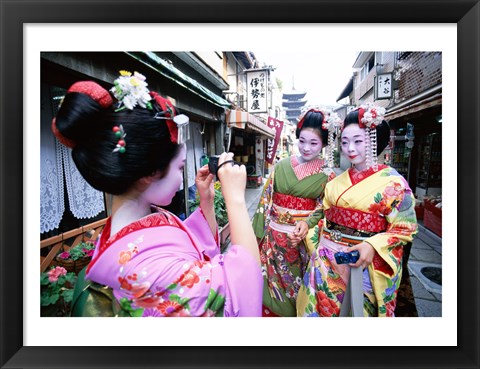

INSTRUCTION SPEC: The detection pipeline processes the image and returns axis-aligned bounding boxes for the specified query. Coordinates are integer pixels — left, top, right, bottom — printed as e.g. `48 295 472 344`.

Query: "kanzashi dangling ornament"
112 125 127 154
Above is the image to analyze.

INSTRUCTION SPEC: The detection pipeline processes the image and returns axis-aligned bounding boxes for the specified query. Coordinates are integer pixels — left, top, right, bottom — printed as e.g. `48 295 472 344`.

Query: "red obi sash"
325 205 387 233
272 192 316 210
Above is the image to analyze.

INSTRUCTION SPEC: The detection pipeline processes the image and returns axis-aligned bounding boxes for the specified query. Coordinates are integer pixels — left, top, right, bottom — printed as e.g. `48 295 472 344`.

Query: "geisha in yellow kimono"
297 104 418 317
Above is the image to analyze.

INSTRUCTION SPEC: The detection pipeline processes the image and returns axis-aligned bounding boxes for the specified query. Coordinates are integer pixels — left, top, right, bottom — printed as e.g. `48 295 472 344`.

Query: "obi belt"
270 193 317 226
323 206 387 246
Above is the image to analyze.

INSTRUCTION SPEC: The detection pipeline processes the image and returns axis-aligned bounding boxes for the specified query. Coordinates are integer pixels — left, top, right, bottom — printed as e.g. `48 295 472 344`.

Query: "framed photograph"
1 0 479 368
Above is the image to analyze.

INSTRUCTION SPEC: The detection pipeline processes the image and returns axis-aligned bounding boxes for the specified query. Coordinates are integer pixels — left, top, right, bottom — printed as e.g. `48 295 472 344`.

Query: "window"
360 55 375 81
397 51 412 60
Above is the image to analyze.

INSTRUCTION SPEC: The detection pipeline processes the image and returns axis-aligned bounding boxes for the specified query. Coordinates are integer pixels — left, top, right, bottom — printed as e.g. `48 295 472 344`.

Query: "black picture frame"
1 1 479 368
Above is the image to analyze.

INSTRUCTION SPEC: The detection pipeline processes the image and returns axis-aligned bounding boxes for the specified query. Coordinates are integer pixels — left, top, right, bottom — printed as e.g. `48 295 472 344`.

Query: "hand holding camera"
194 164 215 207
334 250 360 264
208 153 259 264
211 153 247 205
207 154 241 178
335 241 376 269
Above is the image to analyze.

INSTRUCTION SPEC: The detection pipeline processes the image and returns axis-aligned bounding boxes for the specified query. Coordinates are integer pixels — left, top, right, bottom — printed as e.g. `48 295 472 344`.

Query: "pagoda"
282 79 307 123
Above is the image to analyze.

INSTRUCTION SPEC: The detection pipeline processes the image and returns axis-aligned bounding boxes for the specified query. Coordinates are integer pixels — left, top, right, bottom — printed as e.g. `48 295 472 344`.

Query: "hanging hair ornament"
358 103 386 171
323 111 343 168
173 114 190 145
150 92 190 144
110 70 153 112
112 125 127 154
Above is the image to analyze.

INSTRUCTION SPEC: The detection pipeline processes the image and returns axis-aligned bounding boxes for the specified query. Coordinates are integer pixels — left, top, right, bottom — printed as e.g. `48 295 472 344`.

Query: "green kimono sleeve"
304 197 325 229
304 174 329 228
251 170 274 240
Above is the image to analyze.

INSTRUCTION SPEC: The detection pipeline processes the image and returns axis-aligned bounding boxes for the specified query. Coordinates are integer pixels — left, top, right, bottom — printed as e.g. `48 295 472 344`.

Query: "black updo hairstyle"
295 110 328 145
343 109 391 155
54 91 181 195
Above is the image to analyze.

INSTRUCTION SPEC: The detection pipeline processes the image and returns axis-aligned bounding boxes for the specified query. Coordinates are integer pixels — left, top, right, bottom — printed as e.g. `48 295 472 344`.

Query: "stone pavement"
244 179 443 317
408 221 442 317
245 183 265 221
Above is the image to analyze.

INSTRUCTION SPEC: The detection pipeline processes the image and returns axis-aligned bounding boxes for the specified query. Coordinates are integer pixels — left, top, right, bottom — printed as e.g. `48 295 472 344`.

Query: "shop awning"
226 109 276 139
385 94 442 121
126 51 231 108
336 76 354 102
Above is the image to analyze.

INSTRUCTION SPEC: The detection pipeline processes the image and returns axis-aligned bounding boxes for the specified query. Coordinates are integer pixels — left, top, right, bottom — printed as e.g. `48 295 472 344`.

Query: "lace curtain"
40 84 105 234
62 146 105 220
40 131 65 233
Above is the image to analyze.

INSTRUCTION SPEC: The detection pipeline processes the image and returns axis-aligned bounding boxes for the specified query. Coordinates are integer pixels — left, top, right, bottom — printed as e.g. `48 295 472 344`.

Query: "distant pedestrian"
297 104 418 317
53 70 262 317
252 108 338 317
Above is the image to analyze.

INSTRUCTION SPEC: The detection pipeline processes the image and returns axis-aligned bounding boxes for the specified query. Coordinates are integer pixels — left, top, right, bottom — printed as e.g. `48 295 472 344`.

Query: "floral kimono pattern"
252 156 335 317
297 165 418 317
86 208 263 317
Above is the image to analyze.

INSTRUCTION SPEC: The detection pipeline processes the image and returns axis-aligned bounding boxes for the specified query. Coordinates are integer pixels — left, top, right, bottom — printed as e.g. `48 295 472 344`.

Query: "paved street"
408 221 442 317
244 179 442 317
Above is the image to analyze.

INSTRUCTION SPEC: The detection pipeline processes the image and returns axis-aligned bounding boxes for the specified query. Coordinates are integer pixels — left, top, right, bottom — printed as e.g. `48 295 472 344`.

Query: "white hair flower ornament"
110 70 153 111
322 111 343 132
358 103 386 129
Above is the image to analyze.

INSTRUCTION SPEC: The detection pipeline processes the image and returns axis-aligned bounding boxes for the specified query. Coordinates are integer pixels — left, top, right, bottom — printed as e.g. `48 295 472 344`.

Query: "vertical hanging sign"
247 69 269 113
265 116 284 164
375 73 393 100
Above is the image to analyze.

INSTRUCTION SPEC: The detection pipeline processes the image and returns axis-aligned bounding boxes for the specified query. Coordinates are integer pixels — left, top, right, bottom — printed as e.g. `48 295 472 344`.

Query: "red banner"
265 116 284 164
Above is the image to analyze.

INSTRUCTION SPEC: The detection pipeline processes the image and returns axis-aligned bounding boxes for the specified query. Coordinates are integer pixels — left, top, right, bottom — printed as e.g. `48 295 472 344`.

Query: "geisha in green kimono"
252 108 340 317
297 104 418 317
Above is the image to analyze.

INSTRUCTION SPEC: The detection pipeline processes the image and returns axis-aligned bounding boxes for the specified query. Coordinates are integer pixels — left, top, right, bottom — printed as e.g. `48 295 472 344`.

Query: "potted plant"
41 266 77 317
189 181 230 250
55 240 96 274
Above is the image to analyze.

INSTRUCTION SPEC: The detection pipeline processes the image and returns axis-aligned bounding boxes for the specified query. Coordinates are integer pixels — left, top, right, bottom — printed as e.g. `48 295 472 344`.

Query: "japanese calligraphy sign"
265 116 284 164
375 72 393 100
246 69 269 113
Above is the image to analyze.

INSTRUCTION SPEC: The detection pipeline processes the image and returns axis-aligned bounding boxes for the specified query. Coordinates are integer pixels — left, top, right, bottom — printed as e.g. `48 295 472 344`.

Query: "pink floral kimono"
86 208 262 317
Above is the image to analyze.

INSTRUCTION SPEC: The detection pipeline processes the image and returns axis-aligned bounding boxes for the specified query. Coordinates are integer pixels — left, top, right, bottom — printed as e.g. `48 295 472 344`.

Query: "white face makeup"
143 144 186 206
341 123 368 171
297 128 323 162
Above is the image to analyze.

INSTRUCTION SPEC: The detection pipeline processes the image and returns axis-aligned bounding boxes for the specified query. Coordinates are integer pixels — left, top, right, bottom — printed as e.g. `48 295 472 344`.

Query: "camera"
207 155 220 176
334 250 360 264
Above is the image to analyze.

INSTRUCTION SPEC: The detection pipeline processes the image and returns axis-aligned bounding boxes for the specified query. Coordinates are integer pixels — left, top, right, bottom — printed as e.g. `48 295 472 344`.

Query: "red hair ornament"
297 108 327 130
356 103 385 129
51 81 114 148
150 91 189 145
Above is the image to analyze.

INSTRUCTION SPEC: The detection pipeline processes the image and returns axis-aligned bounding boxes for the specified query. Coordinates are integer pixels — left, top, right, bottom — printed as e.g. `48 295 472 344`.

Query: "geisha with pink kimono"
52 71 262 317
297 104 418 317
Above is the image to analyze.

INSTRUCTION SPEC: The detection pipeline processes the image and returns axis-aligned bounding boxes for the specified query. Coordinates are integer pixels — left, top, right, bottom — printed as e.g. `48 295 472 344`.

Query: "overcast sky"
253 51 358 108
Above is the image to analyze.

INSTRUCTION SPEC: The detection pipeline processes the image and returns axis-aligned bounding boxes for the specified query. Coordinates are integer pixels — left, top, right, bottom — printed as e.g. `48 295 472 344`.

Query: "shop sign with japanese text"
247 70 269 113
375 73 393 99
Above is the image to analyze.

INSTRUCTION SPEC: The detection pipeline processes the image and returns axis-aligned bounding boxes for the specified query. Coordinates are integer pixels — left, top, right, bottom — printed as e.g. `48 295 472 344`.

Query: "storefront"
40 51 231 237
386 94 442 199
226 109 275 186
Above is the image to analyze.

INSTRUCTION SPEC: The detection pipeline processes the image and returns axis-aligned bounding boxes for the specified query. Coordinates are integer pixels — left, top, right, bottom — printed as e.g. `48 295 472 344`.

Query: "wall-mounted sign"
375 73 393 100
246 69 269 113
265 116 284 164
